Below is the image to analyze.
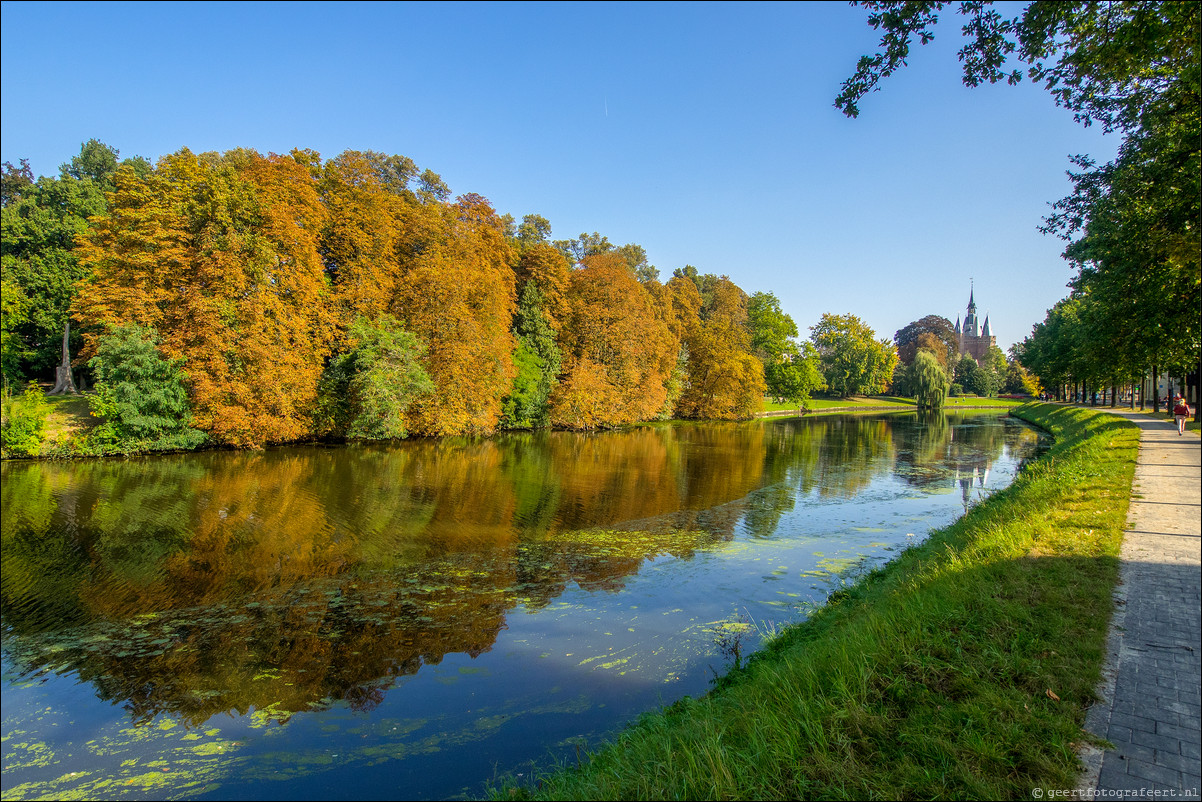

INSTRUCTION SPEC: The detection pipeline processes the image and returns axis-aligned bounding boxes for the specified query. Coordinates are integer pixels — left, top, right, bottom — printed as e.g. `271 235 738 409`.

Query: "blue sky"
1 1 1120 351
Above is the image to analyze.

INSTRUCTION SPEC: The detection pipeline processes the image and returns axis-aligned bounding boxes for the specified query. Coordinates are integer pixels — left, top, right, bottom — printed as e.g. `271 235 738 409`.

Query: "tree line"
5 143 908 452
840 1 1200 417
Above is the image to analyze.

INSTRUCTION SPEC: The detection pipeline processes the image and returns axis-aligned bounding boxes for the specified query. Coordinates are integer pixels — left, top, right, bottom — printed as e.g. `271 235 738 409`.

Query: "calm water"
1 412 1047 800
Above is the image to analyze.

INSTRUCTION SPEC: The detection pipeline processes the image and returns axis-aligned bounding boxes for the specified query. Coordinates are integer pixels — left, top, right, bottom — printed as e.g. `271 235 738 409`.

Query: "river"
0 411 1047 800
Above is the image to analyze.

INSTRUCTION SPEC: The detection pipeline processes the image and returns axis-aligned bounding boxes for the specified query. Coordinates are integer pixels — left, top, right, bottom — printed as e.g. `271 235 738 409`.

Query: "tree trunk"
48 320 77 395
1151 363 1159 416
1195 355 1201 423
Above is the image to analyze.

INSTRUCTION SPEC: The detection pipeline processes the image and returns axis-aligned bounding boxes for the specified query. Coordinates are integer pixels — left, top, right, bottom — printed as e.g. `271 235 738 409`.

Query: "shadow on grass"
490 403 1140 801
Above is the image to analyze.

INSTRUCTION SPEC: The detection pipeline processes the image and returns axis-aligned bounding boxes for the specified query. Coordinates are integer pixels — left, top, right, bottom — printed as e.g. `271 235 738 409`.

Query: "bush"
87 324 206 452
315 316 434 440
1 382 50 457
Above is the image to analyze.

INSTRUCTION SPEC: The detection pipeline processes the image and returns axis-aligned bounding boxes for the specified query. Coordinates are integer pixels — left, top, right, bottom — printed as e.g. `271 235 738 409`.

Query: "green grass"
762 396 914 413
761 395 1022 414
491 403 1138 800
41 392 98 446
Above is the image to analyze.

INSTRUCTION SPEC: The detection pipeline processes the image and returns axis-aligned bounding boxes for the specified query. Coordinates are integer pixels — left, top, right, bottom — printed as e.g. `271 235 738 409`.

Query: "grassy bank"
492 403 1139 800
761 395 1022 415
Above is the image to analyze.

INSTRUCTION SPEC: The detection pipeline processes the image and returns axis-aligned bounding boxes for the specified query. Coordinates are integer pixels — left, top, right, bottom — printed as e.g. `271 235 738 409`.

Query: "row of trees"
5 143 899 450
840 2 1200 417
889 314 1036 410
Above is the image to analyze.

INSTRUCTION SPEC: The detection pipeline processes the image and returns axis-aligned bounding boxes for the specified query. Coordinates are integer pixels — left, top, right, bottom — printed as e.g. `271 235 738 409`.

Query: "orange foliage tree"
390 193 518 435
514 241 571 335
316 150 417 330
74 149 333 447
551 253 675 428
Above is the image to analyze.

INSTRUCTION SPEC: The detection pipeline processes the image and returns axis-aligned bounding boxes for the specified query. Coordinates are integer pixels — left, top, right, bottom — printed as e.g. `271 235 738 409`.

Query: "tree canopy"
841 1 1200 411
894 315 957 366
810 313 899 397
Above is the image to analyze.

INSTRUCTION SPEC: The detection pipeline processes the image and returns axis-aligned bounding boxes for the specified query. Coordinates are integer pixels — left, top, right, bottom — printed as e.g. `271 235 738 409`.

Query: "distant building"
954 286 996 362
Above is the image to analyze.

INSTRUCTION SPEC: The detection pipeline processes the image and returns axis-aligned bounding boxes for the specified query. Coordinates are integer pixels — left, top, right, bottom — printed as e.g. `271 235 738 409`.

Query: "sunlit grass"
40 392 98 447
490 403 1138 800
761 395 1021 414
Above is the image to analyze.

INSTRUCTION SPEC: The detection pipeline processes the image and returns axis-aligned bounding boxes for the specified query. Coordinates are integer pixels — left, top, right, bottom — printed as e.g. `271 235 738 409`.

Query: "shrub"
1 382 50 457
315 316 434 440
87 324 206 452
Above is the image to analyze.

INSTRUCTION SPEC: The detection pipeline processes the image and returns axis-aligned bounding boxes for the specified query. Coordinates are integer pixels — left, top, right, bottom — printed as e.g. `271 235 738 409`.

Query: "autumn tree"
514 241 572 336
390 193 517 436
318 150 413 329
894 315 957 366
74 149 334 447
551 253 675 428
677 277 766 419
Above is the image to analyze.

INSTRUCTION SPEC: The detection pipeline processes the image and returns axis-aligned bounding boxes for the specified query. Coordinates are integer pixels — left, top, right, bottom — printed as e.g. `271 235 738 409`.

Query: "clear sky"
1 0 1121 352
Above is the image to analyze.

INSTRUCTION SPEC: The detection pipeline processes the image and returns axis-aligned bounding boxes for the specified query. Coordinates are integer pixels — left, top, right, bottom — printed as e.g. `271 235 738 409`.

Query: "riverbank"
760 395 1022 418
4 391 1022 460
490 402 1140 800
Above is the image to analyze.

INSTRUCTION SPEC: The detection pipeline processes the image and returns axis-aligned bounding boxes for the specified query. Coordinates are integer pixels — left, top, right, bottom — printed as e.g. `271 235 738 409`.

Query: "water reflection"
1 412 1045 798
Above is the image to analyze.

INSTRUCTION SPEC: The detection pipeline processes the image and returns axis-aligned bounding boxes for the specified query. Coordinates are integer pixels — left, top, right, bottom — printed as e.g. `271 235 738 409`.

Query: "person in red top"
1172 394 1191 435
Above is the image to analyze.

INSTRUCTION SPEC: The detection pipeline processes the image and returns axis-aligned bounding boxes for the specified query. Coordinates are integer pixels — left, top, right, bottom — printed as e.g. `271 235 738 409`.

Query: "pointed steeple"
982 315 991 337
955 316 961 335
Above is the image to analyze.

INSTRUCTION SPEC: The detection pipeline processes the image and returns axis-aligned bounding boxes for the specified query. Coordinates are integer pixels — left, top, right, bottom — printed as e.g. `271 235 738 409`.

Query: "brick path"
1081 409 1201 800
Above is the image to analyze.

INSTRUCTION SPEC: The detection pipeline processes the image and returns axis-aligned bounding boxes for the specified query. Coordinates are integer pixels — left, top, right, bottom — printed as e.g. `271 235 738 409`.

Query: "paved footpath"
1080 409 1201 800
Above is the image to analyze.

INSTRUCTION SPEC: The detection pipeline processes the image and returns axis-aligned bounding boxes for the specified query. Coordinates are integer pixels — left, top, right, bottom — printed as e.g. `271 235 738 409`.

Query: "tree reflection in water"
1 413 1038 732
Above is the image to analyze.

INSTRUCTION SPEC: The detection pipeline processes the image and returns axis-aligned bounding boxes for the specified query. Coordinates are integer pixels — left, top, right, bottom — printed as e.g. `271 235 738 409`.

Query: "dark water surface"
1 412 1047 800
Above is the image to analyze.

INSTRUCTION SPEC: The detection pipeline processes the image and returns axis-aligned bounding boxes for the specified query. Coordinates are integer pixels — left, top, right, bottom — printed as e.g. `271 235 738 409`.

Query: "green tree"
809 313 899 397
516 213 552 247
909 349 949 409
501 282 562 429
748 293 798 367
0 275 30 389
954 353 995 397
840 1 1200 413
87 324 206 451
553 231 614 264
767 341 826 409
1 146 109 380
315 316 434 440
836 1 1199 134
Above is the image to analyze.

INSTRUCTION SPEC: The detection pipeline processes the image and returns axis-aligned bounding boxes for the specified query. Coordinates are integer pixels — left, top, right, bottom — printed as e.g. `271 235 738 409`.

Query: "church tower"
958 284 996 361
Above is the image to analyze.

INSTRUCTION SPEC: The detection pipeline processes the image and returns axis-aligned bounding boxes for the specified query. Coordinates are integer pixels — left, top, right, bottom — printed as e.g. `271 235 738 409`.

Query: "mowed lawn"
762 395 1024 414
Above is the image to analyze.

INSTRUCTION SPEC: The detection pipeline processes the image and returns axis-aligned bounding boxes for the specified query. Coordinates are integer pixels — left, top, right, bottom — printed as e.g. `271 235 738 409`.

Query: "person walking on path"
1174 395 1191 435
1079 408 1201 799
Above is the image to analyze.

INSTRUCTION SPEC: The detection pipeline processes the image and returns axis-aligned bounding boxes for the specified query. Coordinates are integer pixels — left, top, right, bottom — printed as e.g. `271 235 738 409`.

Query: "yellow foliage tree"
676 276 766 419
551 253 675 428
74 149 333 447
391 193 518 435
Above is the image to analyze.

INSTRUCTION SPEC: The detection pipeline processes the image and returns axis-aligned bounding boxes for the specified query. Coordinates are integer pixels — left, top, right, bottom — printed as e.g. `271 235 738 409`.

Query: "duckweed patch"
3 412 1047 801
